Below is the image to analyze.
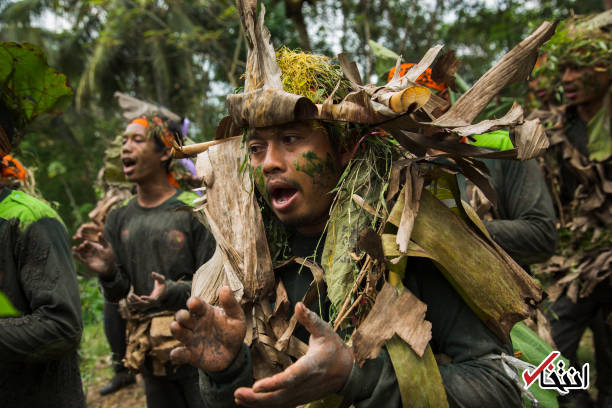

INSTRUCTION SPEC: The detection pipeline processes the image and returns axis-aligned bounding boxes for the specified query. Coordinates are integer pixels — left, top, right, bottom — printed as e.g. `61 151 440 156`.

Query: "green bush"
78 276 105 326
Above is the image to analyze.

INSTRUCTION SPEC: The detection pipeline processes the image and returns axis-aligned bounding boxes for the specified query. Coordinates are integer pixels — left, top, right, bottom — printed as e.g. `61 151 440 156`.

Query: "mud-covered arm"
484 159 556 265
161 216 216 311
199 343 254 408
97 211 131 302
0 218 83 363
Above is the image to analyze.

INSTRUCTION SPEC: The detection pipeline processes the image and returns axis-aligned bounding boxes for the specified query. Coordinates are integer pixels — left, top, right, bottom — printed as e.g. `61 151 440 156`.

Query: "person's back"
0 188 85 408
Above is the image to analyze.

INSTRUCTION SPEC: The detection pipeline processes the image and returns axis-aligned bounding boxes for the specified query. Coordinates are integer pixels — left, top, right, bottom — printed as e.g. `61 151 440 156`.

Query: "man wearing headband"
73 115 216 408
0 42 85 407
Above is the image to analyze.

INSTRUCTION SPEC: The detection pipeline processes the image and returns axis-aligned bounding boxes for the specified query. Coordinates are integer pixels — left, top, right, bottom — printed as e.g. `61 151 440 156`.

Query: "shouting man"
74 115 216 408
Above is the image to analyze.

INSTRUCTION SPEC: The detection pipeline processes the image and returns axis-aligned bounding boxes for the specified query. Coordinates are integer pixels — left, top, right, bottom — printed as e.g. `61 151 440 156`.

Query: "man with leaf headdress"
0 42 85 407
170 2 556 407
532 10 612 408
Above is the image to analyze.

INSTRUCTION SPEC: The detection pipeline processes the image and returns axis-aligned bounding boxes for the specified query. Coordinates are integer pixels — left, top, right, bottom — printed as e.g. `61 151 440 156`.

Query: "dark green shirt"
459 158 557 267
0 188 85 407
199 232 523 408
99 190 216 311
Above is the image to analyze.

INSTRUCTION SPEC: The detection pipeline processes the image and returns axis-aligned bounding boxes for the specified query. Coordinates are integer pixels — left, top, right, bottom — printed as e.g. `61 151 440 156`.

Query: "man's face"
247 121 345 235
561 64 610 106
120 123 168 183
528 76 552 105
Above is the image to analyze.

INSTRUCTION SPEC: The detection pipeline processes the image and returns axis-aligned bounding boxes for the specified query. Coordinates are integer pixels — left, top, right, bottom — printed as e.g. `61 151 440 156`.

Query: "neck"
576 97 604 123
135 172 176 208
296 218 327 236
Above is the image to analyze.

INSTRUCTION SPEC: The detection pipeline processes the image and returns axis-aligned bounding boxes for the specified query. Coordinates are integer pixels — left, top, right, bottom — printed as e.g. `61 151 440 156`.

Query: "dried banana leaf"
387 188 542 341
352 282 431 363
432 21 557 127
114 91 181 122
387 336 449 408
191 138 274 303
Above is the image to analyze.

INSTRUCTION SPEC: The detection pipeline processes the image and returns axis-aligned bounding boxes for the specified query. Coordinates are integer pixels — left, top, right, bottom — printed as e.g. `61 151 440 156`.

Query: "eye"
281 134 299 145
248 143 265 155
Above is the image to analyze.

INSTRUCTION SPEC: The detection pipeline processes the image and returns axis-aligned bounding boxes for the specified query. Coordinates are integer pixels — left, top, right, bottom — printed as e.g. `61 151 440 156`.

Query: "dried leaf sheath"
191 138 274 303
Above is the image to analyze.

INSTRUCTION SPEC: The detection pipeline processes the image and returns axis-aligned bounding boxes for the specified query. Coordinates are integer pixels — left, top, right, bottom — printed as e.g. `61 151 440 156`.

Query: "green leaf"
0 291 19 317
587 104 612 162
0 42 73 131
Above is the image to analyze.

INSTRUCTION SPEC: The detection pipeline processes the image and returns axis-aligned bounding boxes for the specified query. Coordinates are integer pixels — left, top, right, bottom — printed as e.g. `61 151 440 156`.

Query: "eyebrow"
245 129 259 142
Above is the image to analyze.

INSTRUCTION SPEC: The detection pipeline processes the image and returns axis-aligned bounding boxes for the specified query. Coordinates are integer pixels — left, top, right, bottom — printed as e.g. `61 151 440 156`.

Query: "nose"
261 142 285 176
562 67 575 84
121 137 133 154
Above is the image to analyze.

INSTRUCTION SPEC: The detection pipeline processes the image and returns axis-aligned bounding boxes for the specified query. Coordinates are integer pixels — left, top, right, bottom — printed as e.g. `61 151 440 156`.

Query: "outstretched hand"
170 286 246 373
127 272 168 308
72 232 114 277
234 302 354 408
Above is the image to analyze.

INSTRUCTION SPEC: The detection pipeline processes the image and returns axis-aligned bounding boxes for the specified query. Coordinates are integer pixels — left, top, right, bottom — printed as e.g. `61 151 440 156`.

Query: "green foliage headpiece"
536 10 612 78
0 42 73 154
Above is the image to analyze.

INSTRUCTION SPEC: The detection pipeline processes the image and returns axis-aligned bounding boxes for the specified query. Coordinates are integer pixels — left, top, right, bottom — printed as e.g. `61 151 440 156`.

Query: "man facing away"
73 115 216 408
0 41 85 407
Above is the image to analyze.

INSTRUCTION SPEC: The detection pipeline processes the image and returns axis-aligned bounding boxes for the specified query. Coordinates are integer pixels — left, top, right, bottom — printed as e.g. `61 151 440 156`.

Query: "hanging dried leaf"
191 138 274 303
395 166 424 253
352 283 432 365
433 21 557 127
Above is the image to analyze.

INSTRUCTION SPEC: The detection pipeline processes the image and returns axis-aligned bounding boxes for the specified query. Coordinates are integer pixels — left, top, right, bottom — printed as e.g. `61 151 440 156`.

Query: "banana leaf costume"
187 2 558 407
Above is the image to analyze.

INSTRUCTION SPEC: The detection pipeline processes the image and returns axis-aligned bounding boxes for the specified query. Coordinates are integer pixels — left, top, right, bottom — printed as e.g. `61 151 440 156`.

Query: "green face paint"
294 151 337 186
252 165 267 199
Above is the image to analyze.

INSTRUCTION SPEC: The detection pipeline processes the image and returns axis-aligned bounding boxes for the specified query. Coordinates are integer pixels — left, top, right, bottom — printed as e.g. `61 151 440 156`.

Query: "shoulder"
106 196 136 219
0 190 64 231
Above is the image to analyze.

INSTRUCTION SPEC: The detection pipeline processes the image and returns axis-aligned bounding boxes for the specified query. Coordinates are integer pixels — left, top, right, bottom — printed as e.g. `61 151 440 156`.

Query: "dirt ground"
86 375 146 408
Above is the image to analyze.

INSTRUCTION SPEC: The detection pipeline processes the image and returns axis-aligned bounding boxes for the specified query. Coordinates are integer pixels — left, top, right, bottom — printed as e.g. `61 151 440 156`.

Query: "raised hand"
170 286 246 373
72 232 115 277
233 302 354 407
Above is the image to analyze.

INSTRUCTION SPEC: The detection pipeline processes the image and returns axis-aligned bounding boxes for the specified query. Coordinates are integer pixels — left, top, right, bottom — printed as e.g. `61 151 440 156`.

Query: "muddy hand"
170 286 246 372
72 232 114 277
234 302 354 407
131 272 167 304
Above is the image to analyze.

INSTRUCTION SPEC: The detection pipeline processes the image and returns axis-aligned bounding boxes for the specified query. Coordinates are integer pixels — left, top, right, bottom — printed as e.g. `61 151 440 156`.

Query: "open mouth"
269 186 299 212
122 157 137 174
563 88 578 100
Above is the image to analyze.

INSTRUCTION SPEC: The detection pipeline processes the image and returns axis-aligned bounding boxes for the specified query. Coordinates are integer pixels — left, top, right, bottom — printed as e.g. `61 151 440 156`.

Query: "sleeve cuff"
339 349 388 402
206 342 251 383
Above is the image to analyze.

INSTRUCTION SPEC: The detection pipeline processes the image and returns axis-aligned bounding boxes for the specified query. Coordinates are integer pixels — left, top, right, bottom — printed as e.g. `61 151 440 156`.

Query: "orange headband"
128 116 174 148
387 63 447 92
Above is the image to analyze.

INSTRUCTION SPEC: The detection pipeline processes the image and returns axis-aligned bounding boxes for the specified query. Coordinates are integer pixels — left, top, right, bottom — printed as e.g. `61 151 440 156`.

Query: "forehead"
248 121 328 139
124 123 148 137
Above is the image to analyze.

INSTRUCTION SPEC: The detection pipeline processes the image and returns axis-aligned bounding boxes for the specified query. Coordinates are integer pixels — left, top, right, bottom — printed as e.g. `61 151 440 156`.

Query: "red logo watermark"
522 351 589 395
